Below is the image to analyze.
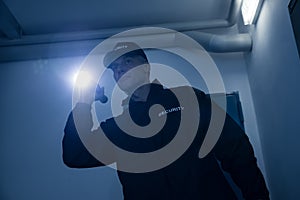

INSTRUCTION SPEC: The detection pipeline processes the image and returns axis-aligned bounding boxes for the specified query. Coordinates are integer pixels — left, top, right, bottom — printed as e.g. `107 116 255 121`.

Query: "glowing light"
72 70 93 88
241 0 262 25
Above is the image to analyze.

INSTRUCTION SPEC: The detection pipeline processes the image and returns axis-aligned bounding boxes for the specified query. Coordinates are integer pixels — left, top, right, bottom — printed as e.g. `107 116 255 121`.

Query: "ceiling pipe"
184 31 252 53
0 30 253 63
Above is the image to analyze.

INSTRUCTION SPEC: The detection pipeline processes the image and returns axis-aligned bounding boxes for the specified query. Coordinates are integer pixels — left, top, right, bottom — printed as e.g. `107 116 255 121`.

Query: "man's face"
109 54 150 94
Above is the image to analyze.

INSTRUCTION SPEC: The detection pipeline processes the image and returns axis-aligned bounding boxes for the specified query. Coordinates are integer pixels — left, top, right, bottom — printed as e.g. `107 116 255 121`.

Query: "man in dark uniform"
62 42 269 199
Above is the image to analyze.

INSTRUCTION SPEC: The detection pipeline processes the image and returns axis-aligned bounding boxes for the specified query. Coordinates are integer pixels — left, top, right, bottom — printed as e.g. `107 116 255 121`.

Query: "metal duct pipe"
183 31 252 52
0 31 253 62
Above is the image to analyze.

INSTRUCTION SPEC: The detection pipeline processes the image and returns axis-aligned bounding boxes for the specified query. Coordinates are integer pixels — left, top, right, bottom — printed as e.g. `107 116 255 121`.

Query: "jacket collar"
121 79 164 108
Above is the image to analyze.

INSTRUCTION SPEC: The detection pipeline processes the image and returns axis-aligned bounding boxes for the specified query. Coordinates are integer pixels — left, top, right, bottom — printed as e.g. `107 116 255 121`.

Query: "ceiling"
0 0 244 62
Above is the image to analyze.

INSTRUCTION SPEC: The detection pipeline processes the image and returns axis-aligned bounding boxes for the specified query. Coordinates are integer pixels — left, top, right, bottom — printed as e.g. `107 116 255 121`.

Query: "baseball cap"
103 42 148 68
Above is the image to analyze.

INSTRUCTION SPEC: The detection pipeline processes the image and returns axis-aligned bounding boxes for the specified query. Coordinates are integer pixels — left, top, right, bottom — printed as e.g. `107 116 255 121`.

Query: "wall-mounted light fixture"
241 0 264 25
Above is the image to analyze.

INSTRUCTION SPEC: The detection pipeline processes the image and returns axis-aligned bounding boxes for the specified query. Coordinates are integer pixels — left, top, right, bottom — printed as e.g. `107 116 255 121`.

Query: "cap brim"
103 42 147 68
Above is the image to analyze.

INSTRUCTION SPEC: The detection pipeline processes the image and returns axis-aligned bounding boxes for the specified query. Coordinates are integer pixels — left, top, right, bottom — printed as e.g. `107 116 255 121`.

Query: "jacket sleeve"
62 103 114 168
214 112 269 200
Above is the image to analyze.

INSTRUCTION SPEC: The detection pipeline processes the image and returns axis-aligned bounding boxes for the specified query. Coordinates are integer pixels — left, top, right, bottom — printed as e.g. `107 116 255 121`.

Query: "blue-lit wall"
0 48 264 199
245 0 300 199
0 57 123 200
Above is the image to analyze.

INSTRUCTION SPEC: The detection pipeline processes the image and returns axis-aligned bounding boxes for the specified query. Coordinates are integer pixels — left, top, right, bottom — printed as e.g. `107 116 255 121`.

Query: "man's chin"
118 82 134 94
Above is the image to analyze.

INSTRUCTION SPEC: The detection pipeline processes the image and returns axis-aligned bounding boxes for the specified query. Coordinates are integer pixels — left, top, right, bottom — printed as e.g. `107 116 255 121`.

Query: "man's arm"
214 113 270 200
62 103 106 168
62 82 115 168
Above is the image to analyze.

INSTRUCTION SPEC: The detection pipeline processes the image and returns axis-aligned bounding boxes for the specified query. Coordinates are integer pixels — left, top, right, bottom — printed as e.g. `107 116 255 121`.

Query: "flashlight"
95 85 108 103
72 70 108 103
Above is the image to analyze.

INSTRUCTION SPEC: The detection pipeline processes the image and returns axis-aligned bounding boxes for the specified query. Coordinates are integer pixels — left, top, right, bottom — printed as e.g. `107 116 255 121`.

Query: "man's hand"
75 82 108 105
75 84 95 105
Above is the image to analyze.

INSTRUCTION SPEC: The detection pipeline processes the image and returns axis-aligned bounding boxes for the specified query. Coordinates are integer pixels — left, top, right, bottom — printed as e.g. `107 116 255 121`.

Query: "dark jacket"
62 83 269 200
